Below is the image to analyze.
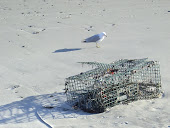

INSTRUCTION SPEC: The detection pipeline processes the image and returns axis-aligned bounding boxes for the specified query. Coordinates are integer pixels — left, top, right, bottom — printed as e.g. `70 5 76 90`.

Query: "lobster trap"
65 58 162 113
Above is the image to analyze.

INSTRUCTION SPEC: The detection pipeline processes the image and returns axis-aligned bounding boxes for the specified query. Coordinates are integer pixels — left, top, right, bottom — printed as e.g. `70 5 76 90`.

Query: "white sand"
0 0 170 127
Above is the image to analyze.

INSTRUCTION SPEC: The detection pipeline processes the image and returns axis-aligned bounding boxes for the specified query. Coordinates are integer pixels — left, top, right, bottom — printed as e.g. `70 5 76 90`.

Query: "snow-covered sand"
0 0 170 127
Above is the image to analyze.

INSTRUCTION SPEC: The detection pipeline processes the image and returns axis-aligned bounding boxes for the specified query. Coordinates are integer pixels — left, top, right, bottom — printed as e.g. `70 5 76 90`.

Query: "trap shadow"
0 92 91 124
53 48 82 53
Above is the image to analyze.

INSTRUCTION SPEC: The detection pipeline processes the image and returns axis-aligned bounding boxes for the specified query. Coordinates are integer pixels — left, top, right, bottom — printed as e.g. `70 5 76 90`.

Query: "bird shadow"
0 92 91 124
53 48 82 53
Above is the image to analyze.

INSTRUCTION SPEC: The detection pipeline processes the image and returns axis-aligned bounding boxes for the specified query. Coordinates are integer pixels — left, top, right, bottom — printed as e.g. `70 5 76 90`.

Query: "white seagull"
83 32 107 48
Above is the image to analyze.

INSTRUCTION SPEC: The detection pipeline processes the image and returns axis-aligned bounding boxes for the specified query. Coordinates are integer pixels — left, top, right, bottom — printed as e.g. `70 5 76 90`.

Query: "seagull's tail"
81 39 86 43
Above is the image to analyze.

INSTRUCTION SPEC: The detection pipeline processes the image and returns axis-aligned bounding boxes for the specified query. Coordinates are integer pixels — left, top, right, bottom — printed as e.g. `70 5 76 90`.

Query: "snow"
0 0 170 127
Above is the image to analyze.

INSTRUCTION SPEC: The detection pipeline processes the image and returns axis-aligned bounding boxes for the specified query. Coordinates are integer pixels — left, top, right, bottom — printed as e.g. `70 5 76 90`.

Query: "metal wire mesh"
65 58 162 113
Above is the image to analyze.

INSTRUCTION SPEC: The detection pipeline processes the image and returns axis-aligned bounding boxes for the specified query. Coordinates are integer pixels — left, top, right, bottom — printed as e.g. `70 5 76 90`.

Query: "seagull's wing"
84 34 100 43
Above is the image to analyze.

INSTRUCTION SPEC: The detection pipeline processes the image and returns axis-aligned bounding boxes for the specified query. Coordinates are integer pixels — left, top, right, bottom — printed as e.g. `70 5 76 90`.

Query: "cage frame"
65 58 162 113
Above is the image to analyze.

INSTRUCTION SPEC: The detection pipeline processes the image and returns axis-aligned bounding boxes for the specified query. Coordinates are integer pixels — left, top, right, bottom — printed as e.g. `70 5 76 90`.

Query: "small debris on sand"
12 85 20 90
43 106 55 109
32 31 39 34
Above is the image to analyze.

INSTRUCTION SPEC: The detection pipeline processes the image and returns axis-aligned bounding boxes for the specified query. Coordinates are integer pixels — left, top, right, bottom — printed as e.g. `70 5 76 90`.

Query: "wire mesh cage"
65 58 162 113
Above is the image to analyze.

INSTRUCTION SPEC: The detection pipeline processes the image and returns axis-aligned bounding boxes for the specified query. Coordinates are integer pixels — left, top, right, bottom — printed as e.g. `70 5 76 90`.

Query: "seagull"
83 32 107 48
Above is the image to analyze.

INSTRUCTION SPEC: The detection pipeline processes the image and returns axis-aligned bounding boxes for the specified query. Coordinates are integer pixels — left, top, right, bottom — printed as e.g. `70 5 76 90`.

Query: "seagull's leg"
96 43 100 48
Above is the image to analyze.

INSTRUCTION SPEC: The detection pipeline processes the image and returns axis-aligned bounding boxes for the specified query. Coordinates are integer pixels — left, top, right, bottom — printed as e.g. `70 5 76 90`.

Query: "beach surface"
0 0 170 127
